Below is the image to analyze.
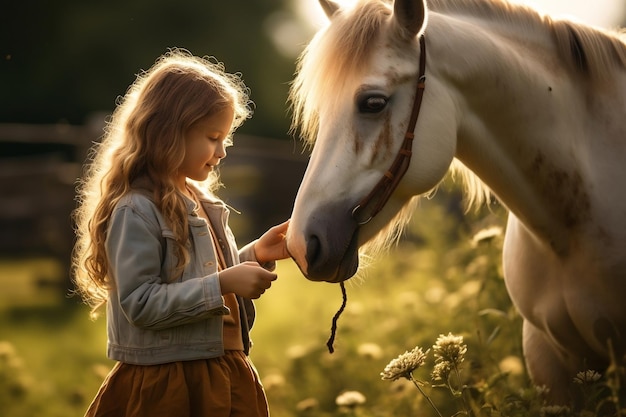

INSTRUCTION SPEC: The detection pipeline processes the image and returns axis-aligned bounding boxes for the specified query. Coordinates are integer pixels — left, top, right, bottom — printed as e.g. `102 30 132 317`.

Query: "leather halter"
351 35 427 225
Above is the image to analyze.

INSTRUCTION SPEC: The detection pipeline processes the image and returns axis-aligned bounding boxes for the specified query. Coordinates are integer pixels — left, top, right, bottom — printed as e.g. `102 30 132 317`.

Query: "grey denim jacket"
105 184 269 365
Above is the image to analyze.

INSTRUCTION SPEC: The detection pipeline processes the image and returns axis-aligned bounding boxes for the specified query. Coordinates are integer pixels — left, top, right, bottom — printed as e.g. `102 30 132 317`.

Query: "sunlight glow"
510 0 624 28
296 0 624 30
271 0 625 59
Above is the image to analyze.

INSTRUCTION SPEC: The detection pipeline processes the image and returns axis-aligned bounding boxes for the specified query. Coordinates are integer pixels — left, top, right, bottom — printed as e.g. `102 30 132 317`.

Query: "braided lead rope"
326 281 347 353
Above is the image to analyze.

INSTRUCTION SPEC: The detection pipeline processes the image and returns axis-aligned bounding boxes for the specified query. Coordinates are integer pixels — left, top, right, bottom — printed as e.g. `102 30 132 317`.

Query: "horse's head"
287 0 458 283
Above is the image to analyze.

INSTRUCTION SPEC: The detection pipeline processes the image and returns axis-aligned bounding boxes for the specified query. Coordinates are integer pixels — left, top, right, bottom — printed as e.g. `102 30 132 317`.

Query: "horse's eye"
357 94 388 113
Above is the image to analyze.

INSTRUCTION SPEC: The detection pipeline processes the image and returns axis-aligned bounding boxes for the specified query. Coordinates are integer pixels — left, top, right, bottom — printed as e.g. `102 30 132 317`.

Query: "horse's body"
285 0 626 403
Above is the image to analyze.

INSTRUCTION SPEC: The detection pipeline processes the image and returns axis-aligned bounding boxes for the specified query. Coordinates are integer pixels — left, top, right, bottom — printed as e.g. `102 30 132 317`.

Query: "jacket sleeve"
238 240 276 271
106 205 228 330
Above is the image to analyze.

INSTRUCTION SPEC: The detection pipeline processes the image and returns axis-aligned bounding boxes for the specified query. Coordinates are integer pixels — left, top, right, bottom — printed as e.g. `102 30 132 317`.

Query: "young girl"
72 49 290 417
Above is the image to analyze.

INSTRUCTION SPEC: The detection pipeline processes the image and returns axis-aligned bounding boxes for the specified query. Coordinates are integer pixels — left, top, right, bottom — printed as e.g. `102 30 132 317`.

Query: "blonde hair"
72 49 252 312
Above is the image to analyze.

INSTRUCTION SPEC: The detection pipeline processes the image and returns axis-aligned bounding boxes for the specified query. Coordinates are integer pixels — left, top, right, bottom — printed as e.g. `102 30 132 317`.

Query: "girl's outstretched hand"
219 262 277 299
254 220 290 264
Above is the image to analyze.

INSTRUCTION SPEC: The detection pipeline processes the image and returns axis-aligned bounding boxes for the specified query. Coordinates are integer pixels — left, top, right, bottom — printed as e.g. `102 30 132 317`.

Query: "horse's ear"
319 0 340 19
392 0 427 39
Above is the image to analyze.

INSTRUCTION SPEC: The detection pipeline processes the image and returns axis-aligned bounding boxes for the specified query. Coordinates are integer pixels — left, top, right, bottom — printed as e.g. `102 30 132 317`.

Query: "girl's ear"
392 0 427 40
319 0 340 19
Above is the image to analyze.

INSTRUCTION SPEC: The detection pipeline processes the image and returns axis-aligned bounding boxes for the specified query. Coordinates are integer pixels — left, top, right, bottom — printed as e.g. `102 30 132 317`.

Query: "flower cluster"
432 332 467 368
430 332 468 402
573 370 602 385
431 360 452 383
380 346 429 381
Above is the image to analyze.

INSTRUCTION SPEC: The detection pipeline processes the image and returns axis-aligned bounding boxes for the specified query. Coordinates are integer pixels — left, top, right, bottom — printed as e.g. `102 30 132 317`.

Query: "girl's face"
178 107 235 187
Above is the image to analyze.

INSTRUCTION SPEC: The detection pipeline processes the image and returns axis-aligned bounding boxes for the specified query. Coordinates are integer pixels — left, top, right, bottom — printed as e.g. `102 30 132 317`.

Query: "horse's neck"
432 17 626 254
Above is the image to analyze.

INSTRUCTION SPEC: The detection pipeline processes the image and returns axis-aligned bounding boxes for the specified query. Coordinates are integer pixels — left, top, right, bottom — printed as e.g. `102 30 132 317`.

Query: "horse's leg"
522 319 576 406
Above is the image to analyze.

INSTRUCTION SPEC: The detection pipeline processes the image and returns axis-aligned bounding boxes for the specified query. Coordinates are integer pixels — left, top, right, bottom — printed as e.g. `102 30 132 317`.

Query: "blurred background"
1 1 625 416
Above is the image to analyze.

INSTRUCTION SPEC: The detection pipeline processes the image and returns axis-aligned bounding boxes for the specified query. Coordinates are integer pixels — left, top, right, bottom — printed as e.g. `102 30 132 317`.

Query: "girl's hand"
218 262 277 299
254 220 290 264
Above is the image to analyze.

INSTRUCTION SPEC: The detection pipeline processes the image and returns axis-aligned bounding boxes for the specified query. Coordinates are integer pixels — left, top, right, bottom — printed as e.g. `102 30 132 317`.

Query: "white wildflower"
296 398 319 412
262 373 285 391
357 343 383 360
433 333 467 367
335 390 366 407
431 360 452 383
499 355 525 376
381 346 429 381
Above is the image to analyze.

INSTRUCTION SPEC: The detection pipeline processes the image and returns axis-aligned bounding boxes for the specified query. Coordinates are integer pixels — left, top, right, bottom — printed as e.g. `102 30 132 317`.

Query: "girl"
72 49 289 417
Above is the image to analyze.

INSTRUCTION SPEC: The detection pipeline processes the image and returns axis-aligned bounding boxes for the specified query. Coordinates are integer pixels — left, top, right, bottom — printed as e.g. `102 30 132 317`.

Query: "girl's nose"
217 142 227 159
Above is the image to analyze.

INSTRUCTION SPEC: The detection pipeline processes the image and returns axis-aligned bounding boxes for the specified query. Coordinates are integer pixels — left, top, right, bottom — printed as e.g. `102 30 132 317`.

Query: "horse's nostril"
306 234 322 267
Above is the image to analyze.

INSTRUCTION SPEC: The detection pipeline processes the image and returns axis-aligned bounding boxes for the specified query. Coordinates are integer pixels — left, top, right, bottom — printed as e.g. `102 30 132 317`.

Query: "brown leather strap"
352 35 427 225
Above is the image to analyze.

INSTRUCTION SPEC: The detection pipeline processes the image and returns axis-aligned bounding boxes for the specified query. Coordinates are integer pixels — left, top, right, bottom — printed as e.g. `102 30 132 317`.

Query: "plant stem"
453 365 472 416
409 374 444 417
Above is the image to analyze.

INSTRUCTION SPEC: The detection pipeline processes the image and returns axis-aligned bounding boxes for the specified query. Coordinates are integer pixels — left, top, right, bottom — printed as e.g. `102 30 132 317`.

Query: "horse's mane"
427 0 626 81
290 0 392 149
289 0 626 259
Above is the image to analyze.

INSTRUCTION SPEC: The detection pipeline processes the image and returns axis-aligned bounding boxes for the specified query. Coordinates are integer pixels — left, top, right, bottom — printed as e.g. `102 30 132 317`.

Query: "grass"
0 257 111 417
0 305 111 416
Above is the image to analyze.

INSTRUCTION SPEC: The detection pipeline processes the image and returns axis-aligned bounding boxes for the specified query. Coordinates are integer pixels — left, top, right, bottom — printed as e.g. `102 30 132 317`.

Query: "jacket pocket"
160 229 182 283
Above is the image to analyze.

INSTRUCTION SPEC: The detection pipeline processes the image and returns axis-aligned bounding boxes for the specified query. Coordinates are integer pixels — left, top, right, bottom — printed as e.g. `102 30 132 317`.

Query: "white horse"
286 0 626 404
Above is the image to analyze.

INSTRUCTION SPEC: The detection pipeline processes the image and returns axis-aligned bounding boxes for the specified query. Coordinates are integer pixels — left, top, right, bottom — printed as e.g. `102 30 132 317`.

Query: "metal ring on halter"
351 205 373 225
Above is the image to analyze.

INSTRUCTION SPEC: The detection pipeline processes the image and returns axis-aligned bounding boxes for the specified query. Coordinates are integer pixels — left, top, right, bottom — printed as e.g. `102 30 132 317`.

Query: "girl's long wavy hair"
72 49 252 313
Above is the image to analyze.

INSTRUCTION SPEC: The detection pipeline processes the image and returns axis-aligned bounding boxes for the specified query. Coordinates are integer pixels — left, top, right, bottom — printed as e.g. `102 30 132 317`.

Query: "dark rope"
326 281 347 354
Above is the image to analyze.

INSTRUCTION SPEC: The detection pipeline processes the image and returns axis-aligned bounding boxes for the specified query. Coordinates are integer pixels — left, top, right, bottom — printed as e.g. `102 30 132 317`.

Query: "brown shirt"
190 189 244 351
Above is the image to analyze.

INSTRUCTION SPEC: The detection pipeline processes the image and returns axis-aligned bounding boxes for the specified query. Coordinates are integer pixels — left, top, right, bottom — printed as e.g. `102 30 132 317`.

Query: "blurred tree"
0 0 295 139
2 0 626 137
